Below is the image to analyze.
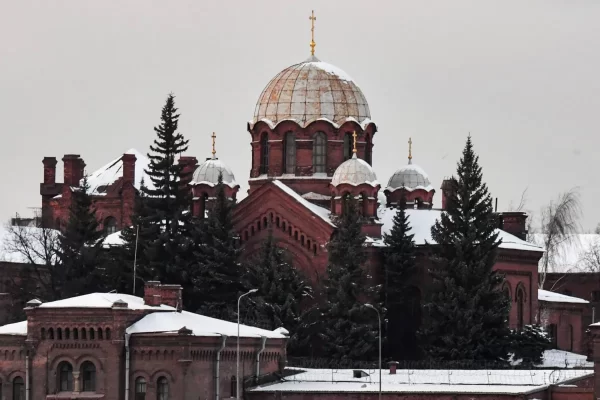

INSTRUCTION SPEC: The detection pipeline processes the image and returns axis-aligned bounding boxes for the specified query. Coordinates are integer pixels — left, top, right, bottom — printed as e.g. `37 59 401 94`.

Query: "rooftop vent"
178 326 193 335
353 370 369 379
112 299 128 309
26 299 42 308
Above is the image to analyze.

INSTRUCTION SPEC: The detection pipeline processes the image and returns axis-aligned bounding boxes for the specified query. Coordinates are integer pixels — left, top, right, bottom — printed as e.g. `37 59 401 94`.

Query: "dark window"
157 377 169 400
313 132 327 173
231 376 237 398
260 133 269 174
135 377 146 400
104 217 118 234
57 328 62 340
58 361 74 391
284 132 296 174
343 133 352 160
365 134 372 165
81 328 86 340
568 325 574 352
516 287 525 331
548 324 558 348
592 290 600 302
13 377 25 400
48 328 54 339
65 328 70 340
73 329 78 340
342 193 351 216
89 328 95 340
81 361 96 392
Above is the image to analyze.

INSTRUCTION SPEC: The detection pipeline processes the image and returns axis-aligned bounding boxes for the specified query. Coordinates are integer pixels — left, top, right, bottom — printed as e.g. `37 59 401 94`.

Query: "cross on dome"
408 137 413 164
309 10 316 56
211 132 217 159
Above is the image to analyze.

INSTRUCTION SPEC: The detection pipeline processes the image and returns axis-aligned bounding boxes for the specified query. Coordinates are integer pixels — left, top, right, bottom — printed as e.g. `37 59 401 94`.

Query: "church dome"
387 162 433 191
191 158 238 188
331 154 378 187
252 56 370 128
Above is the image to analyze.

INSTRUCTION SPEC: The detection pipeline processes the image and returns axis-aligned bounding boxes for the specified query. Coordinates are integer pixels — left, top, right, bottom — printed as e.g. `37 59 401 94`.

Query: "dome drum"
190 158 239 218
385 163 435 209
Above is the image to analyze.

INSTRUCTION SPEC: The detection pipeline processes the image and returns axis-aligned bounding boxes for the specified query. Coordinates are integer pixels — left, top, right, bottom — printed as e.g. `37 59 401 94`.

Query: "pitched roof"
0 321 27 336
37 292 174 310
86 148 154 195
538 289 589 304
271 180 334 227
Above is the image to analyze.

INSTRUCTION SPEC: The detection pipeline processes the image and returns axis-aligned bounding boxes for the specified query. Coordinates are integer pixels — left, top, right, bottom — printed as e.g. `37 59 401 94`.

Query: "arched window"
58 361 74 392
81 361 96 392
89 328 95 340
65 328 70 340
548 324 558 348
57 328 62 340
230 376 237 398
81 328 86 340
516 285 525 331
13 377 25 400
48 328 54 340
104 216 117 234
73 328 78 340
313 132 327 173
97 328 103 340
343 133 352 160
503 282 512 303
568 325 574 352
260 133 269 174
157 377 169 400
365 134 372 165
284 132 296 174
342 193 352 216
135 377 146 400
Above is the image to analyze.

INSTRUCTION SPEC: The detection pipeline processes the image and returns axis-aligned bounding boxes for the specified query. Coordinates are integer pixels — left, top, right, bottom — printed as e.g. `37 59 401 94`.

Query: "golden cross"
408 137 413 161
211 132 217 158
352 131 358 154
309 10 316 56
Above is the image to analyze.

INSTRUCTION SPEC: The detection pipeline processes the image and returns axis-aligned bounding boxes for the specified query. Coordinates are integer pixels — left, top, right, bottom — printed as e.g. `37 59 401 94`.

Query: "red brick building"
0 281 286 400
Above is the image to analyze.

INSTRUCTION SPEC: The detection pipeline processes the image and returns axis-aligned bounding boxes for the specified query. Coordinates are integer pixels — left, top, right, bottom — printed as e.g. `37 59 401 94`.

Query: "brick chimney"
388 361 399 375
43 157 57 184
143 281 183 311
440 178 455 210
498 212 528 240
62 154 86 187
122 153 137 186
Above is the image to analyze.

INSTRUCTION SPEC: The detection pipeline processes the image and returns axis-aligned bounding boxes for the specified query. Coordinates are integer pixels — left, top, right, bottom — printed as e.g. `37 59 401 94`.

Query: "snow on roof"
250 367 591 394
272 180 334 227
386 163 434 192
538 289 588 304
103 230 125 247
86 149 154 196
0 321 27 336
0 224 58 264
537 349 592 368
38 292 175 310
530 233 600 273
373 208 543 253
126 310 286 338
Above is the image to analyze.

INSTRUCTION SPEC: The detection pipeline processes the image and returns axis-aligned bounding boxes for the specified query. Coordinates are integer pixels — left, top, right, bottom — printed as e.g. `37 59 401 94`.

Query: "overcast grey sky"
1 1 599 230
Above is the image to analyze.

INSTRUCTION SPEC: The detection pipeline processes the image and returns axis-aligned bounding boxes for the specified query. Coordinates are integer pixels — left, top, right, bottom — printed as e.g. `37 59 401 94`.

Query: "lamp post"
237 289 258 400
365 303 381 400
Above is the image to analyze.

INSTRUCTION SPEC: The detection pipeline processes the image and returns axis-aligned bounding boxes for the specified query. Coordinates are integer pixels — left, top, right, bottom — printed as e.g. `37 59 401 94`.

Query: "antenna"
133 224 140 295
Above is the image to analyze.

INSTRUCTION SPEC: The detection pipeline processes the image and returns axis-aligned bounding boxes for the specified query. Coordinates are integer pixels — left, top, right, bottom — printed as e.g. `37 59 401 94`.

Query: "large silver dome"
387 162 433 191
191 158 238 188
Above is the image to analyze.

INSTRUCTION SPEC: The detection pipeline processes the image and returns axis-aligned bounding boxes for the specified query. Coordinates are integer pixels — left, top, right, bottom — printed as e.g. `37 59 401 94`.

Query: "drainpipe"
255 336 267 381
25 353 30 400
124 333 131 400
215 335 228 400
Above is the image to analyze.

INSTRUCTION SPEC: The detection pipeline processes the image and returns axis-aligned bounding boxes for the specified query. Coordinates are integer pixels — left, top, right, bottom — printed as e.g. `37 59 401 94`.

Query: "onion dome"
191 158 237 188
252 56 370 128
331 153 378 187
386 138 433 192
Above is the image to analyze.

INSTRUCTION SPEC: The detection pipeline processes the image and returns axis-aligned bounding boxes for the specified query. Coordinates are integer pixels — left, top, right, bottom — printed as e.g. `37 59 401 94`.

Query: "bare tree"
508 187 529 212
580 238 600 273
538 188 581 289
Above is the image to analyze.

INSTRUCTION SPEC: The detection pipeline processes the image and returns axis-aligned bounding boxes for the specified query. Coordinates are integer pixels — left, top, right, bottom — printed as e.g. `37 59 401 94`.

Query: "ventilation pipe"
255 336 267 380
215 335 228 400
124 333 131 400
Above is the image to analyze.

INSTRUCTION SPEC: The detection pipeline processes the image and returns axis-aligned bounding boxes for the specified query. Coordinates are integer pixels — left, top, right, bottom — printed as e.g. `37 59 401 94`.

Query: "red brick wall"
247 390 550 400
540 301 586 353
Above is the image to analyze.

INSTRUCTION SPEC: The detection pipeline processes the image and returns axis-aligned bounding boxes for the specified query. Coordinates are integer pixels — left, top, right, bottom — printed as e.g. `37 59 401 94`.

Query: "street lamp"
365 303 382 400
237 289 258 400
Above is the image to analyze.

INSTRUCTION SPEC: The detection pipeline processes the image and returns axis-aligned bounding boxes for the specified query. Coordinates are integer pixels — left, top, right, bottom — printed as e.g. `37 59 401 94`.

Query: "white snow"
85 148 154 195
538 289 588 304
301 192 331 201
307 61 355 83
250 367 592 394
531 233 600 273
126 310 287 339
373 208 543 253
248 116 373 131
37 292 175 310
537 349 592 368
102 230 125 247
273 180 334 227
0 224 59 264
0 320 27 336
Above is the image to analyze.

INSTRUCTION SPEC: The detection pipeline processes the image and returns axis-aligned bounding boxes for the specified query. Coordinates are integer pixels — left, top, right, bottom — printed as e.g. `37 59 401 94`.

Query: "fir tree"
191 172 243 319
242 230 314 356
383 194 419 360
510 325 551 367
420 136 511 363
320 196 378 361
55 176 106 298
134 94 195 299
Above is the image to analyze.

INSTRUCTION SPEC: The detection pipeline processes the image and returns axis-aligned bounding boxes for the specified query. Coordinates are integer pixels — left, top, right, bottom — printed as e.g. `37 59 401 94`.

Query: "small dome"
387 162 433 191
191 158 238 188
331 154 378 187
253 56 370 128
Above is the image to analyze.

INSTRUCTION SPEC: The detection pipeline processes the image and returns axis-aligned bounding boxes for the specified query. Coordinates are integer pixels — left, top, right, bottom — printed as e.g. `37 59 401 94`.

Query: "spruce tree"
242 230 313 355
383 194 419 360
134 94 195 297
420 136 511 363
191 172 243 319
55 176 106 298
320 196 378 362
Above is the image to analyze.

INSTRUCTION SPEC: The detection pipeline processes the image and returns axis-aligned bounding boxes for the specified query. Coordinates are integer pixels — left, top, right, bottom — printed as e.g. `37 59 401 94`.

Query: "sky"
1 0 599 231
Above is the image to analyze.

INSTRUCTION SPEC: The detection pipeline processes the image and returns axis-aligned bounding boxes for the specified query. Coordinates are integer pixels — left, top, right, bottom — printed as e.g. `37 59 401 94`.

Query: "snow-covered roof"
386 162 434 192
301 192 331 201
0 321 27 336
531 233 600 274
331 154 379 188
272 180 334 227
126 310 287 339
538 289 589 304
372 208 543 253
85 148 154 196
37 293 175 310
191 158 238 188
0 224 58 264
536 349 592 368
103 230 125 247
250 367 591 394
